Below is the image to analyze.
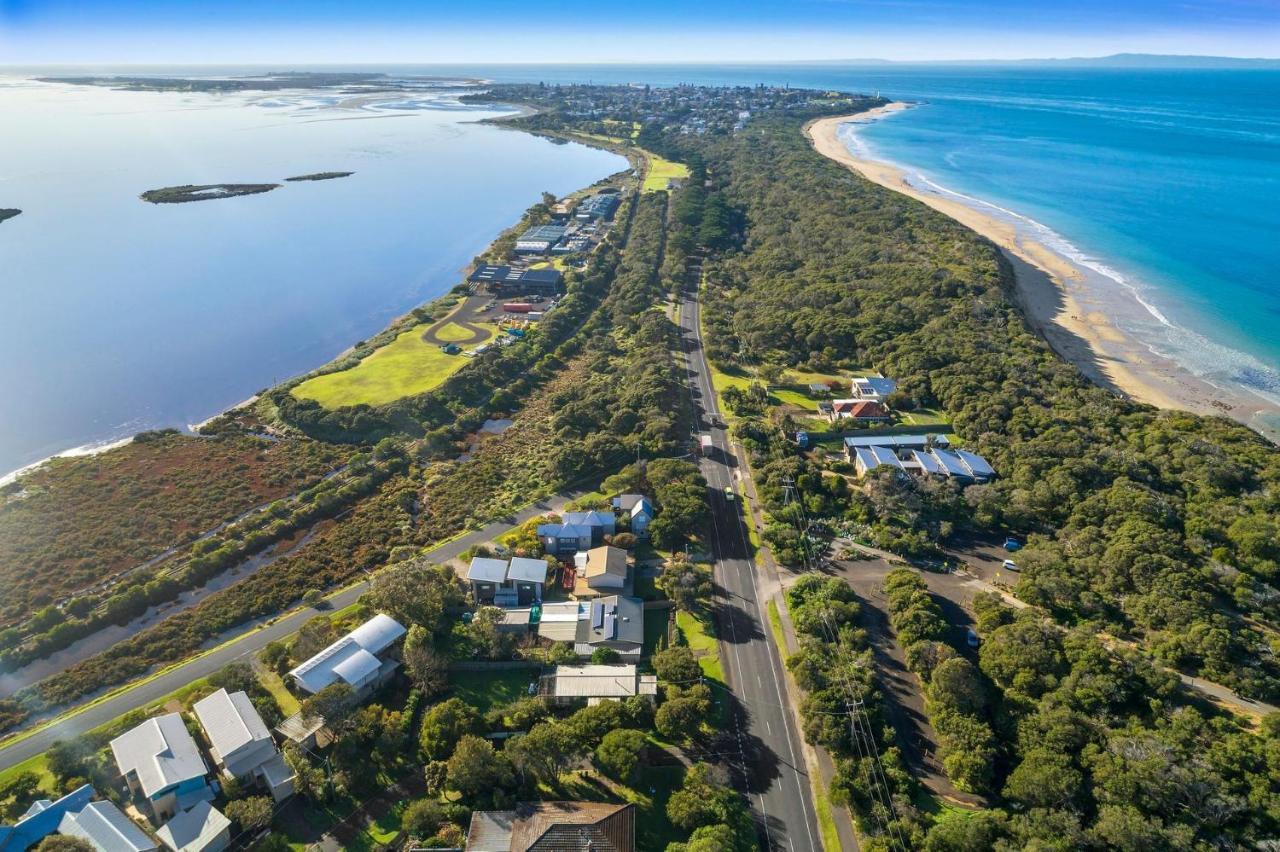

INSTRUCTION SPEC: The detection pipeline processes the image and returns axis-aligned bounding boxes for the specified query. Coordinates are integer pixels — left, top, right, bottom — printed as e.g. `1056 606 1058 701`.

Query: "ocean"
3 64 1278 474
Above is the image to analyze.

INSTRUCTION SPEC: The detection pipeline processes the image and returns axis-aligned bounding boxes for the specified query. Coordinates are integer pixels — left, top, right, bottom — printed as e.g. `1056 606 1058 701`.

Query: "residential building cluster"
845 434 996 483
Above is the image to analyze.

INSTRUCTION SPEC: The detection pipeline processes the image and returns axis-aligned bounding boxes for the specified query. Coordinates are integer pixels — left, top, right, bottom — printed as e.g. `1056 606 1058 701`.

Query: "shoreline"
806 108 1280 442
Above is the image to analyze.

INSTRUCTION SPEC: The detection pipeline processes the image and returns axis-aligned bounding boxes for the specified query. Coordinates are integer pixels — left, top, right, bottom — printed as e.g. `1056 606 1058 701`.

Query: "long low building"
468 265 564 296
514 224 567 254
853 439 995 484
539 664 657 706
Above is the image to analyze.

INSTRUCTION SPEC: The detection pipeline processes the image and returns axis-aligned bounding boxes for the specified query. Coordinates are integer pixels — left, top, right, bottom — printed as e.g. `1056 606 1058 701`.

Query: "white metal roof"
109 713 208 798
467 557 510 583
288 613 406 694
855 446 903 472
506 556 549 584
59 800 157 852
853 376 897 396
156 801 230 852
955 449 996 478
912 449 946 475
844 434 949 450
192 689 271 762
549 664 642 698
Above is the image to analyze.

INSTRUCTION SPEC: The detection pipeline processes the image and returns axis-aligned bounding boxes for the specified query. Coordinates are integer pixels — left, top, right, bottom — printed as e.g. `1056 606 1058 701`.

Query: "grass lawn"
902 407 950 427
448 669 536 714
643 153 691 192
676 609 723 683
292 323 494 409
0 753 55 795
643 608 672 656
257 666 301 716
431 321 483 344
766 599 788 662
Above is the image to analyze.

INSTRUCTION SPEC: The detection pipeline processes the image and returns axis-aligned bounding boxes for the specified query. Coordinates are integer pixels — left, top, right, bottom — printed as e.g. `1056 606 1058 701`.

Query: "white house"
109 714 212 821
58 800 157 851
156 801 231 852
850 375 898 403
539 664 658 706
287 613 406 698
193 688 294 802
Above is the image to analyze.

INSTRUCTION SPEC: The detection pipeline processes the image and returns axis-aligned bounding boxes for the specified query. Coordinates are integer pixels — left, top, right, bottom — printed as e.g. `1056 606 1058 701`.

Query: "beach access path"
0 488 585 773
804 109 1280 439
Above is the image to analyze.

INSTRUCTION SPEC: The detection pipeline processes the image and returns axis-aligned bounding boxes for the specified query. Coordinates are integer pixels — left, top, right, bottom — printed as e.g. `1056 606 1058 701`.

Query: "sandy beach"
806 107 1280 440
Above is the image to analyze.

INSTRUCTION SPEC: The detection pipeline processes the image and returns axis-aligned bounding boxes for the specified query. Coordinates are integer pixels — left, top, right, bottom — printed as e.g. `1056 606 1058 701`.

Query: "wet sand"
806 108 1280 440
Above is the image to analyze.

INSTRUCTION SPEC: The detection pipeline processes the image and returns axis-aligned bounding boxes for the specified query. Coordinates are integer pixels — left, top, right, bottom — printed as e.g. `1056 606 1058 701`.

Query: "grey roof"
612 494 645 512
507 556 549 584
546 664 655 699
156 802 230 852
930 448 973 478
854 446 903 473
911 449 947 475
192 688 271 763
955 449 996 478
853 376 897 396
110 713 208 798
517 224 567 242
563 510 616 532
288 613 406 694
577 596 644 648
58 800 156 852
468 557 511 584
844 434 949 450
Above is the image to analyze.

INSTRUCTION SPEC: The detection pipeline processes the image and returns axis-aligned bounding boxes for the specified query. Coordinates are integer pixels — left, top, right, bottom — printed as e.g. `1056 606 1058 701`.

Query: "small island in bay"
0 208 21 224
139 183 280 204
284 171 354 182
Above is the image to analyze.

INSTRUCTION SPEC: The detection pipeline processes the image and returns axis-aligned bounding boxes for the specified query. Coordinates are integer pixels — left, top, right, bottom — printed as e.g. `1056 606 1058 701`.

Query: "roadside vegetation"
0 431 346 630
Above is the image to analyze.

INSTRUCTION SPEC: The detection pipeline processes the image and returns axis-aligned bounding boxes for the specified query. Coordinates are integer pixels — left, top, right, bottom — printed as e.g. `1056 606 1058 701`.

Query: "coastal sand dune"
806 108 1280 439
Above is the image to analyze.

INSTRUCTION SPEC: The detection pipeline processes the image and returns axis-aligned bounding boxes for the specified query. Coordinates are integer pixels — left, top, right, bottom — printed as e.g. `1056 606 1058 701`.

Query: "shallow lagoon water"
0 79 626 475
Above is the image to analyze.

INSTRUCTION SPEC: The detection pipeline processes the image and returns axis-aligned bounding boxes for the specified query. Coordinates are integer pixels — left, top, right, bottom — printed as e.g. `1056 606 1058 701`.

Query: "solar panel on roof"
604 614 616 639
592 601 604 629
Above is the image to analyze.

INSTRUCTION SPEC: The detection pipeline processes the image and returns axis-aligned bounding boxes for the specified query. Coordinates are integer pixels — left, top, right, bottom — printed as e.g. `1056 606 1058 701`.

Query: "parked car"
1002 559 1018 572
724 486 736 502
966 628 980 648
1003 537 1022 551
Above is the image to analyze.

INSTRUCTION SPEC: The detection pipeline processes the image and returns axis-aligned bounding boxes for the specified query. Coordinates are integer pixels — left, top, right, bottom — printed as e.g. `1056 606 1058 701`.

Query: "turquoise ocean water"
2 64 1277 473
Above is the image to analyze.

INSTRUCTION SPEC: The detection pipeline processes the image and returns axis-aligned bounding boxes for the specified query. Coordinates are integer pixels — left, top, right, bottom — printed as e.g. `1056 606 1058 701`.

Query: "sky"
1 0 1278 64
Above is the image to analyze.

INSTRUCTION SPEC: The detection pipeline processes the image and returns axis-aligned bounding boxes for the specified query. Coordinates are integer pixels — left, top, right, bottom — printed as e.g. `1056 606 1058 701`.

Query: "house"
193 688 294 802
109 714 212 821
850 375 898 402
467 556 549 606
58 800 157 852
843 434 948 463
539 664 658 706
573 546 628 598
537 523 594 558
827 399 891 423
926 448 996 484
467 801 635 852
612 494 655 538
155 802 231 852
0 784 95 851
287 613 406 697
575 596 644 659
574 193 621 221
535 601 586 643
514 224 567 255
562 510 616 542
852 446 905 478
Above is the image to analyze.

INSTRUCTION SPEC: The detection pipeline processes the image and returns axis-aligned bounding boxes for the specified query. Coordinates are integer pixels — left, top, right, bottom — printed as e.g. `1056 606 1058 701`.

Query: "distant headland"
0 209 20 224
140 184 280 204
37 71 481 93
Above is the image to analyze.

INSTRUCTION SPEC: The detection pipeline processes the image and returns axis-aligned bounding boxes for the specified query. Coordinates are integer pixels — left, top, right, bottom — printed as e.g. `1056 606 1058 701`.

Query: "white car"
724 486 736 501
1002 559 1018 571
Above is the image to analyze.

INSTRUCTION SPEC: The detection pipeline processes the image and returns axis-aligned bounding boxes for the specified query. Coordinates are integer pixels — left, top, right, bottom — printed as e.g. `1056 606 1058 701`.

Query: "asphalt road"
0 491 581 772
677 273 822 852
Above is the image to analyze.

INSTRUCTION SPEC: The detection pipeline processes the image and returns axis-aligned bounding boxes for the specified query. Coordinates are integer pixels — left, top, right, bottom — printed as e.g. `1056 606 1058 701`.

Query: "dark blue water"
0 79 625 476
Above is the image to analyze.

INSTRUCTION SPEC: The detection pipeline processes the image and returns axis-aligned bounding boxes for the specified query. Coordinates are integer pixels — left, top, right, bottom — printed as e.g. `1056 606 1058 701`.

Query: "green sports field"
292 322 496 409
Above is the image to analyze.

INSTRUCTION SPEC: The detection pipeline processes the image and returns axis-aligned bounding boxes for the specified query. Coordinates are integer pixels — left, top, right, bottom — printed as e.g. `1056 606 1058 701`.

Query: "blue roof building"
0 784 95 852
